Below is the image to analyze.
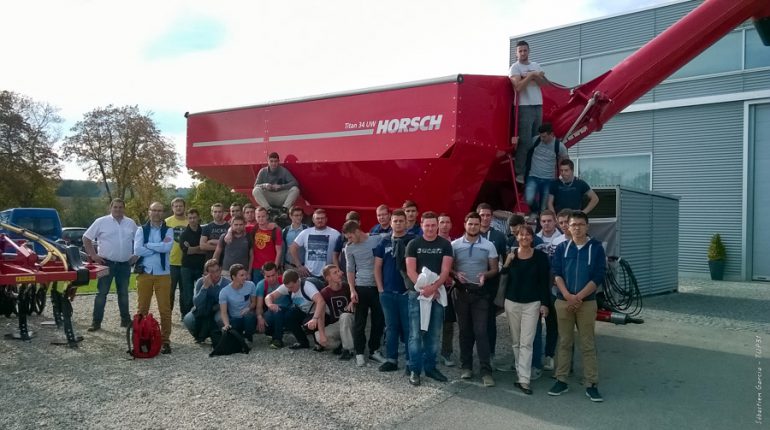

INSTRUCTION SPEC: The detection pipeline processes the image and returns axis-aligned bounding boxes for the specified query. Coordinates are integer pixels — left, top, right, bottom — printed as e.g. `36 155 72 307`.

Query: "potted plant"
707 233 726 280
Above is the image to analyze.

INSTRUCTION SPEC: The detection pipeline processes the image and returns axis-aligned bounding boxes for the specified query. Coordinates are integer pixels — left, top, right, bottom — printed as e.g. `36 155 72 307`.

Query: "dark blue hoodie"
551 238 606 301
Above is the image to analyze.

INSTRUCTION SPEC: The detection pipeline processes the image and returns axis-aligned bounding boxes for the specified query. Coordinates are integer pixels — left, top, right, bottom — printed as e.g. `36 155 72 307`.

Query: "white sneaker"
531 367 543 381
369 351 386 364
543 356 555 371
440 354 455 367
356 354 366 367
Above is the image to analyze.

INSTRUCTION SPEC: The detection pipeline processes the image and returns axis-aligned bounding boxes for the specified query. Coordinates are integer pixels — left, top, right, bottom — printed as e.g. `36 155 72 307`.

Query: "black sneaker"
120 319 131 328
409 371 421 386
548 380 569 396
289 343 309 350
269 339 284 349
333 345 343 355
379 362 398 372
339 349 354 360
586 385 604 402
161 343 172 354
87 323 101 332
424 368 448 382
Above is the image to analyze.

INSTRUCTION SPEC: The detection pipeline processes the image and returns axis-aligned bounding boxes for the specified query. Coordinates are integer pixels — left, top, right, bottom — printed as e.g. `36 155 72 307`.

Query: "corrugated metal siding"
653 0 699 34
651 103 744 278
654 75 744 102
571 111 653 158
511 27 580 65
743 70 770 92
651 195 680 293
580 11 654 56
618 190 654 295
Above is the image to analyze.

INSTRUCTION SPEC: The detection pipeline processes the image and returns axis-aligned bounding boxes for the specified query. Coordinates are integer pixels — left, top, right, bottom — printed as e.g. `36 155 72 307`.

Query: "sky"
1 0 672 188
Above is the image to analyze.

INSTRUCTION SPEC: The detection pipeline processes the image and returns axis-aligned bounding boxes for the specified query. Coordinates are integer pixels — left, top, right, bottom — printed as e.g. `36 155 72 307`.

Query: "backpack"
524 136 563 179
298 277 325 313
126 313 162 359
209 328 250 356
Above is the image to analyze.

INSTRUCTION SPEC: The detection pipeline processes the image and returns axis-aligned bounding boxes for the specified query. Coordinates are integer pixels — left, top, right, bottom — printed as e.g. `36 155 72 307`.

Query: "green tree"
59 195 104 227
62 105 180 210
187 170 242 223
0 90 62 208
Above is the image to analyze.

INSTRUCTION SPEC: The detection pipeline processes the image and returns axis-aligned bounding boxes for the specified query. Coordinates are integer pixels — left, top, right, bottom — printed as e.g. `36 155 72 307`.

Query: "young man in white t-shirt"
264 269 328 349
289 208 341 277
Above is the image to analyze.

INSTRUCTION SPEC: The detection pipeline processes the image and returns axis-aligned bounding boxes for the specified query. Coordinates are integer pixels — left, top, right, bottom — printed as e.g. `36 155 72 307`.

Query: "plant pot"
708 260 725 281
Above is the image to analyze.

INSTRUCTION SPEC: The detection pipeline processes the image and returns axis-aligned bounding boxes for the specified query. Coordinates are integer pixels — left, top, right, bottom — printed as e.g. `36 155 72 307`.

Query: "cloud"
3 0 672 187
144 13 227 61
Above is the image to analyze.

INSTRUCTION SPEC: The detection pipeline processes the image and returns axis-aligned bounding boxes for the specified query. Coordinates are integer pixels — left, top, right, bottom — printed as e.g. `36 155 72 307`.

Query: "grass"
76 274 138 295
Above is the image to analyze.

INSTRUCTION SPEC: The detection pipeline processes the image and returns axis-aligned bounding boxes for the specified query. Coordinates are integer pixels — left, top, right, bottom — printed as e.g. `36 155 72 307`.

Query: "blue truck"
0 208 63 255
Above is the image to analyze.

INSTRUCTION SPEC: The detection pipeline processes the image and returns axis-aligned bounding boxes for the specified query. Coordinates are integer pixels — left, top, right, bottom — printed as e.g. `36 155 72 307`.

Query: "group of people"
81 40 607 402
83 191 606 403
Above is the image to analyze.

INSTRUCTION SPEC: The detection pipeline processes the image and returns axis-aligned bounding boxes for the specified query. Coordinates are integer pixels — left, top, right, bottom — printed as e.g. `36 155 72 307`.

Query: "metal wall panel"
510 27 581 66
580 11 654 56
654 75 745 102
654 0 700 34
651 103 744 278
618 190 654 295
651 195 680 293
743 70 770 92
571 111 653 158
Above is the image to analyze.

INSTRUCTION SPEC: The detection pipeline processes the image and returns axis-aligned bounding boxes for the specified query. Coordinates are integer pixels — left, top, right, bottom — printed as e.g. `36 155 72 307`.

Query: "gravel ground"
0 291 478 429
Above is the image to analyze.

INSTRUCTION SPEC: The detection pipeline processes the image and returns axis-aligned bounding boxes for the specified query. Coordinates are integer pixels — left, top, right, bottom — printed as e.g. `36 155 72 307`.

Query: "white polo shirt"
83 215 138 262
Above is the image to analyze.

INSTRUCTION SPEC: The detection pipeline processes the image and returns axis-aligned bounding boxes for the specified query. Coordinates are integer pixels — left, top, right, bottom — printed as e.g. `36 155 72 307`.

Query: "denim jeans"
180 266 202 318
545 294 558 358
380 291 410 363
264 308 288 342
183 309 223 340
525 176 552 216
407 290 444 375
92 259 131 324
532 318 543 369
229 312 257 340
169 265 182 315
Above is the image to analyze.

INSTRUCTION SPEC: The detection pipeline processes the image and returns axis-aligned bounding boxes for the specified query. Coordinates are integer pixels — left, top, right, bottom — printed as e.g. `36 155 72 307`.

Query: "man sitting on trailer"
252 152 300 218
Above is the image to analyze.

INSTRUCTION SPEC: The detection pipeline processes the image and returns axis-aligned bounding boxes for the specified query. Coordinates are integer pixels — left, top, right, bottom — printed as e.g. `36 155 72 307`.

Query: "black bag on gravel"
209 328 250 356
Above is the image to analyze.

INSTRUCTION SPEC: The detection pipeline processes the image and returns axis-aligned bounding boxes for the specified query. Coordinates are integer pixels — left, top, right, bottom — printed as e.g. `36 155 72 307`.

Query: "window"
668 31 742 79
745 28 770 70
577 154 651 190
541 59 580 88
580 49 635 83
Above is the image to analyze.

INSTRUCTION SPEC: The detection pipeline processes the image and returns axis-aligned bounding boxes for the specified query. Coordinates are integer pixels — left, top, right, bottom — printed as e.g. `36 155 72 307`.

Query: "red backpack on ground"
126 313 162 359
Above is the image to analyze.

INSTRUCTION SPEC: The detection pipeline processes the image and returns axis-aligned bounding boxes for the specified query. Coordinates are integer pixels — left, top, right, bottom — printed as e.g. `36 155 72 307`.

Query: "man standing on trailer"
252 152 301 218
509 40 547 184
84 198 138 331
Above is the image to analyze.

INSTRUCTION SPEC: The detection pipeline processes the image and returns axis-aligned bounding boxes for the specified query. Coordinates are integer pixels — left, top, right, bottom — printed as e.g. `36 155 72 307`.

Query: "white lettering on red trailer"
375 114 443 134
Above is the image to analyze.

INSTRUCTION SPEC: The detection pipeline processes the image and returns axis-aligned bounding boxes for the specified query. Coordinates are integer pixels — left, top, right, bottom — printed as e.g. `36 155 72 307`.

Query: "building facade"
511 0 770 281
